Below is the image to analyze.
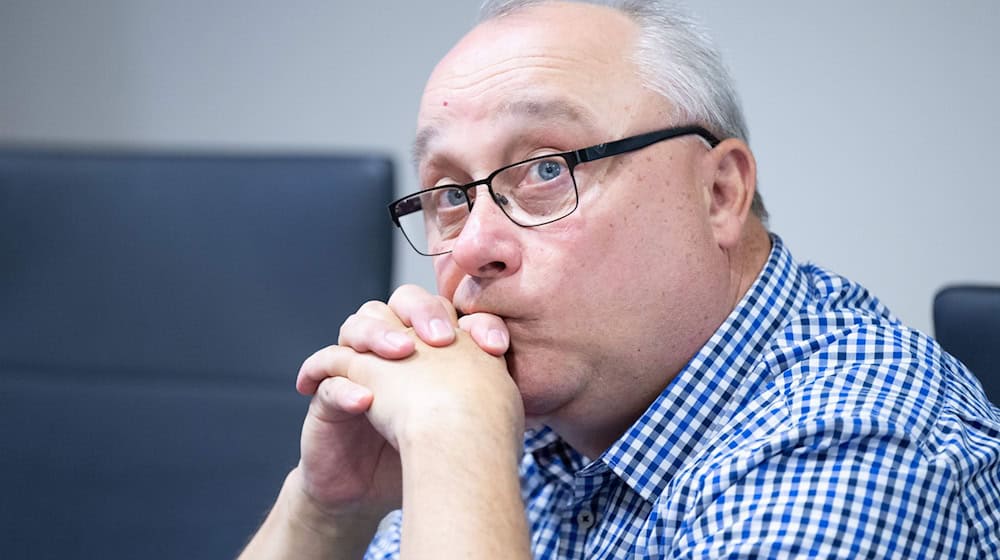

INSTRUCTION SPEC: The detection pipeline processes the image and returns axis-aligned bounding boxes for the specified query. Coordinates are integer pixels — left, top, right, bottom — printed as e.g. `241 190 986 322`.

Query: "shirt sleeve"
363 510 402 560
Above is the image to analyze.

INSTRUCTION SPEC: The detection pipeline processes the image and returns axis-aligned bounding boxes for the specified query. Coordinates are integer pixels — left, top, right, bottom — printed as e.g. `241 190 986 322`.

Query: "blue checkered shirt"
366 235 1000 558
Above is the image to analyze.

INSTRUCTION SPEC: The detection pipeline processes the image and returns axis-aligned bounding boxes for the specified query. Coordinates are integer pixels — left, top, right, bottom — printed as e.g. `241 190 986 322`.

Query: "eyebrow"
410 98 596 169
411 126 438 170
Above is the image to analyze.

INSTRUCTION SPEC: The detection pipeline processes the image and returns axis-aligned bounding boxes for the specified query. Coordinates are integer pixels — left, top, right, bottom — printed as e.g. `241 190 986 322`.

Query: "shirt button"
576 509 595 530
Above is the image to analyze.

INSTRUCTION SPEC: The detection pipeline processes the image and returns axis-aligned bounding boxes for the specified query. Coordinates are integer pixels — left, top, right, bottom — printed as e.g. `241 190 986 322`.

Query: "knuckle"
300 345 328 373
395 283 426 296
338 313 359 343
340 315 390 350
416 299 444 319
436 296 458 320
388 284 428 306
358 299 388 316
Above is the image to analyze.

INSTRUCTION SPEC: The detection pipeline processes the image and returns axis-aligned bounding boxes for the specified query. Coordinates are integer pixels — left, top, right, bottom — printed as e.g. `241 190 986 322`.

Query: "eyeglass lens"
395 154 578 255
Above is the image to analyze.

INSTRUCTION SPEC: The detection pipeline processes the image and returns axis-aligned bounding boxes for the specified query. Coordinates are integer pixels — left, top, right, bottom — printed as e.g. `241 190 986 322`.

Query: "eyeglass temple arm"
574 125 721 164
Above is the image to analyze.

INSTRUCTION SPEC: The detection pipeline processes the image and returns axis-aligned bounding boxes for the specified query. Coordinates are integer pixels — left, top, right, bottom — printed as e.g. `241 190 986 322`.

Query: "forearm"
239 468 383 560
398 419 531 560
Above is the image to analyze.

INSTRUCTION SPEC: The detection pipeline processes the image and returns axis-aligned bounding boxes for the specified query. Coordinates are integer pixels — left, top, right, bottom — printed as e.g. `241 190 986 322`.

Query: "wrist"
284 468 386 537
397 399 524 461
271 468 384 559
394 408 530 559
239 468 384 560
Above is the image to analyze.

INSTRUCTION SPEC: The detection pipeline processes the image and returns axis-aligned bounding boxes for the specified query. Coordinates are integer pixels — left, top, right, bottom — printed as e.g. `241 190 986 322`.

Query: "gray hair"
478 0 767 222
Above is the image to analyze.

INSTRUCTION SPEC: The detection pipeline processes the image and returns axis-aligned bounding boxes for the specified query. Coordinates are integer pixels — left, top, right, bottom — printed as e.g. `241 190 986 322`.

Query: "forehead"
414 3 647 164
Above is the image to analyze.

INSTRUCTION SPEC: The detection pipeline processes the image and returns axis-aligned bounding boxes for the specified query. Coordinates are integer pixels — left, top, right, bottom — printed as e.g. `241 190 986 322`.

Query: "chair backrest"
0 149 394 559
933 284 1000 403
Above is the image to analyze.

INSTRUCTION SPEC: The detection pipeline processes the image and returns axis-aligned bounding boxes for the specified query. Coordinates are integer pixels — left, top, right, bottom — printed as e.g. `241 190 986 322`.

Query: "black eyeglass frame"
389 124 722 256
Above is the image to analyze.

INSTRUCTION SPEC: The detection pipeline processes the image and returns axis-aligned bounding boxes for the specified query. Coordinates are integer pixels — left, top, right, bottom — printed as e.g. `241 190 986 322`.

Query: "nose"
448 185 522 278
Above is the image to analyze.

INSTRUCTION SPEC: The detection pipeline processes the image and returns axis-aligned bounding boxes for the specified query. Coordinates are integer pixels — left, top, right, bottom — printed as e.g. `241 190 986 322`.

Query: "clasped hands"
292 284 525 520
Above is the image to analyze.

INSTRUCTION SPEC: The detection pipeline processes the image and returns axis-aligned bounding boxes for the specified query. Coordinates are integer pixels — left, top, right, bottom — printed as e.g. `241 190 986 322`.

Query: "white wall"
2 0 998 334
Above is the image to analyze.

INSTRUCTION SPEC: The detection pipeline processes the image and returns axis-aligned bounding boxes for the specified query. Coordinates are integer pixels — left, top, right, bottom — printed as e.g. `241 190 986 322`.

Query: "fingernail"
429 318 453 340
384 330 411 349
487 329 507 349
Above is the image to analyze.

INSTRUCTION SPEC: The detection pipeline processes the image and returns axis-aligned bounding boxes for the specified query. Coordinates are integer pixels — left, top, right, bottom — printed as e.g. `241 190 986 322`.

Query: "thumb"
457 312 510 356
308 376 374 423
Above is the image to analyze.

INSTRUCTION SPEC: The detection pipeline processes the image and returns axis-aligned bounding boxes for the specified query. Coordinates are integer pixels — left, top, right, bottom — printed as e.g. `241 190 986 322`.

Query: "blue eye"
443 188 467 207
534 160 563 181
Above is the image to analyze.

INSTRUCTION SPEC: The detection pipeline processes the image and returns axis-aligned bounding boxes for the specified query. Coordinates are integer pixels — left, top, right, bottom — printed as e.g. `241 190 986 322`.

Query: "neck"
726 220 773 310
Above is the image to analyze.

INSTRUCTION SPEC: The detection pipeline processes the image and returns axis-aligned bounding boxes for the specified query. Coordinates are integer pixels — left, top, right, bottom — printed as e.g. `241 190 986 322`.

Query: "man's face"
413 3 734 433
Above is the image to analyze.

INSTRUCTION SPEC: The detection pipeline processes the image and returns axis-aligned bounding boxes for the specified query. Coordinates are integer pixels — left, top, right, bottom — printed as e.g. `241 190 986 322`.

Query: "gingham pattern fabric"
366 235 1000 558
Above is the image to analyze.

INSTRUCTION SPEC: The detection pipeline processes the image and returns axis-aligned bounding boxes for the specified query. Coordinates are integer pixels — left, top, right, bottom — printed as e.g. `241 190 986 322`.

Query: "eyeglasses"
389 124 721 256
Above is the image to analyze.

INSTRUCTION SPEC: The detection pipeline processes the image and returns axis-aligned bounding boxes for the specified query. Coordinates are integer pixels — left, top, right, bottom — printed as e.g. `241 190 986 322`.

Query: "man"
242 1 1000 558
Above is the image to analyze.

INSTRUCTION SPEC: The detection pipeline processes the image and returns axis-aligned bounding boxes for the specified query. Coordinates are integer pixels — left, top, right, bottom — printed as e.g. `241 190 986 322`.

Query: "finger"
353 299 406 326
387 284 458 347
457 312 510 356
307 376 373 423
296 344 360 395
338 312 415 359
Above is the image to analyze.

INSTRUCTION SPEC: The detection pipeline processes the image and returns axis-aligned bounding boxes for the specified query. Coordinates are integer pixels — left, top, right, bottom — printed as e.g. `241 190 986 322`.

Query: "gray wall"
2 0 998 334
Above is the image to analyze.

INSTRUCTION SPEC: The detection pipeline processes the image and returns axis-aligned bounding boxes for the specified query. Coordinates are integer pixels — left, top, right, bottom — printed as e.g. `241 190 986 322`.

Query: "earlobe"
706 139 757 249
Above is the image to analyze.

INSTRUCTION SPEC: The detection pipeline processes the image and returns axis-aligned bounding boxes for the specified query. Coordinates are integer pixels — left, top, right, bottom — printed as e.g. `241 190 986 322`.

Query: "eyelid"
433 178 461 188
419 156 462 187
523 148 565 161
422 144 568 188
419 167 466 189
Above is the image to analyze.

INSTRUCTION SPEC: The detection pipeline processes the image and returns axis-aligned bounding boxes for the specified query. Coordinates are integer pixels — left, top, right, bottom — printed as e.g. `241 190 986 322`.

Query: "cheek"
433 256 461 298
564 172 712 301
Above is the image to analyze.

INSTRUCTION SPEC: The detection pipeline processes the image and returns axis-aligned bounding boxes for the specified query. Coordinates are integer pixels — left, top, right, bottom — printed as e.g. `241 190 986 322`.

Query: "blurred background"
2 0 999 332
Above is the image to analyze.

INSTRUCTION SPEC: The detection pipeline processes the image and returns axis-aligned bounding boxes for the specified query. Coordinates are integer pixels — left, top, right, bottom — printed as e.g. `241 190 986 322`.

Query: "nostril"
480 261 506 275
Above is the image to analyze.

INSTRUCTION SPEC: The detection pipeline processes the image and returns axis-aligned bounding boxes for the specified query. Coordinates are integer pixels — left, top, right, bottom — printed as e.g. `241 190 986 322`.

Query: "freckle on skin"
443 101 449 107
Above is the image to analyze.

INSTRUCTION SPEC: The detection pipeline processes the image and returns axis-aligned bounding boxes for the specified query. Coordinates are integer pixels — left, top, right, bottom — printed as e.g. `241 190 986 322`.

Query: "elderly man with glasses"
242 1 1000 558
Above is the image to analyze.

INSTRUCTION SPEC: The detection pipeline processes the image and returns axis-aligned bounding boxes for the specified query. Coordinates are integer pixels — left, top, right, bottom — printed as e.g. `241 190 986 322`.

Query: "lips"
455 301 505 319
450 277 542 332
451 279 505 318
454 297 525 324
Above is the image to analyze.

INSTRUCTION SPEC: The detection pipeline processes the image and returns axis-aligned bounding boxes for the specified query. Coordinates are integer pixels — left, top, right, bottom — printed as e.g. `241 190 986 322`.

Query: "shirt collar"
525 424 560 455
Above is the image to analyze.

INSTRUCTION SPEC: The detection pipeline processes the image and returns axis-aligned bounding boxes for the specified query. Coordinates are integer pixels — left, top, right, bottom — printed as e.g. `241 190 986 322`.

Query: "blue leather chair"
934 285 1000 404
0 150 394 559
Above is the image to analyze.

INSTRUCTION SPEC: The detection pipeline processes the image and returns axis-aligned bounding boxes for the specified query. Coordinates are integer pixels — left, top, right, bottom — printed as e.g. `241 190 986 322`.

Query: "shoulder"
666 265 1000 555
762 262 998 449
743 263 1000 542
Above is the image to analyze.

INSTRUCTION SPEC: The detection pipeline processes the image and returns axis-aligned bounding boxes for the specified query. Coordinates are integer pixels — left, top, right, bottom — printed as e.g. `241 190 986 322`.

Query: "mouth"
455 305 522 326
451 280 534 330
452 292 509 320
451 277 505 317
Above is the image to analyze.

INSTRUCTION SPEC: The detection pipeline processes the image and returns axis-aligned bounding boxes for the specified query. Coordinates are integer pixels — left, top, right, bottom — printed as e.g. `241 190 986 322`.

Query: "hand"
292 332 523 532
308 329 523 451
241 291 523 560
336 284 510 361
239 329 409 559
294 358 402 521
289 302 417 520
298 327 528 560
290 285 515 518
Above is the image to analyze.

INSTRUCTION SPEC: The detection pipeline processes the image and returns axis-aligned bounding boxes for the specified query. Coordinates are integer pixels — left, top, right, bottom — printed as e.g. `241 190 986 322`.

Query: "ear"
702 138 757 250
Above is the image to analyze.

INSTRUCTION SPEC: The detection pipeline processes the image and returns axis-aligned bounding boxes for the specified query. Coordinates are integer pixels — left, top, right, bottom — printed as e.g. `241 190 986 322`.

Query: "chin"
506 347 580 421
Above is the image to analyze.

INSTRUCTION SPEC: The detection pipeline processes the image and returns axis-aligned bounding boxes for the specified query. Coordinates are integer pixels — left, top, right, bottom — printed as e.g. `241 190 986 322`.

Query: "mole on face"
443 100 449 107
